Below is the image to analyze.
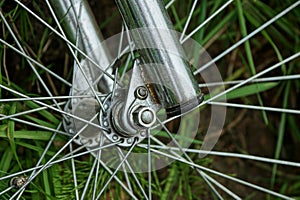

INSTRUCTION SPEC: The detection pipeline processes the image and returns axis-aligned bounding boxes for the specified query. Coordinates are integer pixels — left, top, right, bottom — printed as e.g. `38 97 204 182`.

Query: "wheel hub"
99 90 156 147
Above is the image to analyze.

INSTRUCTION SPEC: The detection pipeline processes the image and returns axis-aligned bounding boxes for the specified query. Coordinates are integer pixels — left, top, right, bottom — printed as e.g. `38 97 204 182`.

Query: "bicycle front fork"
50 0 202 147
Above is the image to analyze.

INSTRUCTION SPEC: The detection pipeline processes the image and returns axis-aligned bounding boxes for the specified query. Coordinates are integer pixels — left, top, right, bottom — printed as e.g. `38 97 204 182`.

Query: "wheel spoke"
201 52 300 105
0 102 65 121
181 0 234 44
0 186 14 196
95 140 137 199
194 1 300 75
115 148 148 199
0 84 108 132
27 124 60 180
0 95 105 103
0 142 119 182
149 148 293 200
69 143 80 200
13 0 115 81
208 102 300 115
199 74 300 88
91 136 104 199
0 113 71 137
116 150 133 195
165 0 176 9
80 157 97 200
0 12 62 111
0 38 72 87
141 145 300 168
9 113 104 199
95 158 139 200
1 0 299 198
151 121 241 199
201 172 241 200
147 130 152 200
200 174 225 200
180 0 199 41
44 0 106 112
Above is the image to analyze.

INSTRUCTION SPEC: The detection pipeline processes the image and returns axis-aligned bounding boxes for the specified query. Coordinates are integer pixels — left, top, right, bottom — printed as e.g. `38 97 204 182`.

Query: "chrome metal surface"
116 0 201 113
50 0 113 94
50 0 113 146
133 106 156 128
99 93 150 147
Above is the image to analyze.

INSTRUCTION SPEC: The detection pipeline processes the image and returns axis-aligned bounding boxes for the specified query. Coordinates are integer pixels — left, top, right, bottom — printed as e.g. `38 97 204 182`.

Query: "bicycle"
0 0 299 199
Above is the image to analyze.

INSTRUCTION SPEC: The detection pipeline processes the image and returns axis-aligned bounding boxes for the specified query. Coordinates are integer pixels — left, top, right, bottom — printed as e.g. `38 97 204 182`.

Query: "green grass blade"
7 102 23 169
205 82 278 101
271 80 291 189
24 115 57 129
0 147 13 176
237 0 269 124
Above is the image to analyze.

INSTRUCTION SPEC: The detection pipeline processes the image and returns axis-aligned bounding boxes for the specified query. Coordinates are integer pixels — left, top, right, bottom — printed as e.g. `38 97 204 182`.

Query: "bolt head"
134 107 156 128
141 110 154 124
135 86 148 100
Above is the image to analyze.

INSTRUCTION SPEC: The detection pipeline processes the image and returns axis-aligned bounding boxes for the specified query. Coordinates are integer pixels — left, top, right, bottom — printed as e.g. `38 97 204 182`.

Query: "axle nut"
133 107 156 128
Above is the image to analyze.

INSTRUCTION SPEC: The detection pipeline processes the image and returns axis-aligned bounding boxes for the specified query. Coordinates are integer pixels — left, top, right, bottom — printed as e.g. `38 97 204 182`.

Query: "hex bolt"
141 110 154 124
135 86 148 100
133 107 156 128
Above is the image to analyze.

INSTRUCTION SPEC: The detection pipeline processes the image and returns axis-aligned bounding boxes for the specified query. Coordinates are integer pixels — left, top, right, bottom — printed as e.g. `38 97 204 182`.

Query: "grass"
1 0 300 199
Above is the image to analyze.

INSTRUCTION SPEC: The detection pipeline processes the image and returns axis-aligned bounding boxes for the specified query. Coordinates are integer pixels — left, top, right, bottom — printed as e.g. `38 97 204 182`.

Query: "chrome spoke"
165 0 176 9
0 95 105 103
0 38 72 87
209 102 300 115
0 84 108 132
154 119 241 199
198 74 300 88
70 143 80 200
13 0 115 82
200 174 224 200
92 136 104 199
141 136 240 199
95 141 137 199
180 0 199 41
27 124 61 182
0 186 14 196
116 148 148 199
194 1 300 75
0 142 119 182
44 0 105 112
147 130 152 200
202 52 300 105
117 151 133 195
9 113 101 199
0 12 62 111
142 144 300 168
181 0 234 44
149 148 293 200
96 158 139 200
80 157 97 200
0 102 66 121
0 113 71 137
201 172 241 200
